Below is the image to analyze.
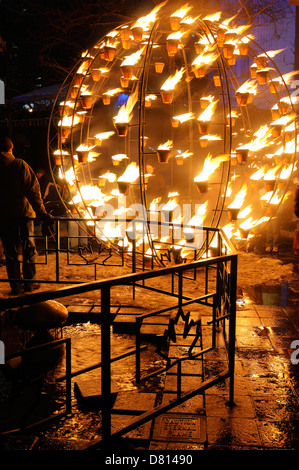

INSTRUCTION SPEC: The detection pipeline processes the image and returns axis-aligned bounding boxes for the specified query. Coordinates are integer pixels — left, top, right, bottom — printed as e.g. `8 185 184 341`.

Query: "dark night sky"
0 0 156 96
0 0 156 169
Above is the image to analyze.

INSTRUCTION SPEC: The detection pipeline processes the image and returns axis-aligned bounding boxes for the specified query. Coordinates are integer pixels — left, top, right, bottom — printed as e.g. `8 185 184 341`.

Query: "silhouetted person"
0 136 53 294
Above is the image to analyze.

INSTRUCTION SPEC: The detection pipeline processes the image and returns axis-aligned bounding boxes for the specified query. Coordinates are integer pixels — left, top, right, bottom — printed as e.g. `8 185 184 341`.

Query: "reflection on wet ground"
0 320 167 447
1 248 299 451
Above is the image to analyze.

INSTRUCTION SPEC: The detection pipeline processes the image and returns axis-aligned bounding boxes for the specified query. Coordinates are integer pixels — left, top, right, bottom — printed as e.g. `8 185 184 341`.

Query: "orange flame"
228 184 247 209
161 67 185 91
118 162 139 183
158 140 173 150
171 4 192 19
194 153 226 182
114 89 138 123
197 100 218 122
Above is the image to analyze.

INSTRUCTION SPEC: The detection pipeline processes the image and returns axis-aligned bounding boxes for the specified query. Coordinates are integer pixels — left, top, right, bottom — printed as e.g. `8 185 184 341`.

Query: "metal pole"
65 338 72 414
101 286 112 441
177 360 182 400
55 219 60 283
135 317 141 383
228 256 237 406
178 271 183 310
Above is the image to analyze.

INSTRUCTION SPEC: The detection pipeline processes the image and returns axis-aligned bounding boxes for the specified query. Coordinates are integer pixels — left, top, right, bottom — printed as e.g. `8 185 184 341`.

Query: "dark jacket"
294 184 299 218
0 151 47 218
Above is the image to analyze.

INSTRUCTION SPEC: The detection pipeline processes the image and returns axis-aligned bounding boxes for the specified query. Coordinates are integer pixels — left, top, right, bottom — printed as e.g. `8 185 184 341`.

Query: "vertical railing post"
178 270 183 311
177 360 182 400
101 286 112 442
216 260 223 326
228 256 237 406
135 317 141 383
65 337 72 414
132 219 136 300
55 219 60 283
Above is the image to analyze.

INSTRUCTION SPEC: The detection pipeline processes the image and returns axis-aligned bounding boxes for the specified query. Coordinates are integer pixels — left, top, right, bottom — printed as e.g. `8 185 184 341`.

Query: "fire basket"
47 0 297 266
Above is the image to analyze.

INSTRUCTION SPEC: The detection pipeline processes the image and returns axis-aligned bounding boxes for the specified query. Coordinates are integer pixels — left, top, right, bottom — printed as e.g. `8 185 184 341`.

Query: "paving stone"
161 393 205 414
206 416 262 447
164 374 203 393
150 440 205 450
74 379 118 408
112 391 157 414
152 413 206 443
205 394 255 418
111 414 152 441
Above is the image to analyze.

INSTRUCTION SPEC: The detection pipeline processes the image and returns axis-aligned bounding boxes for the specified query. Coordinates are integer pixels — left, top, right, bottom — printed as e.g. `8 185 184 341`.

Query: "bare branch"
250 0 277 21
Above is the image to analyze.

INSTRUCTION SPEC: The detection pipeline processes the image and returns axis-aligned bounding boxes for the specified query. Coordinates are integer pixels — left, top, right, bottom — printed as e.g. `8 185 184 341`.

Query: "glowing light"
161 67 185 91
118 162 139 183
194 153 227 182
228 185 247 209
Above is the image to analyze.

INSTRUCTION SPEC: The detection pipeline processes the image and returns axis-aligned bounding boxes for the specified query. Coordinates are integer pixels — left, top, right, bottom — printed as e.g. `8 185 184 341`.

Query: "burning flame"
175 150 193 160
197 100 218 122
172 112 194 123
250 168 266 181
58 167 76 185
260 191 280 205
103 88 122 97
221 223 235 239
279 164 295 180
200 134 222 143
225 24 250 37
114 89 138 124
195 35 213 48
238 205 252 219
72 185 108 205
162 198 178 212
145 94 157 104
188 202 208 226
133 1 167 30
271 114 296 127
111 153 129 163
192 48 218 68
161 67 185 91
236 79 258 95
194 153 226 182
257 48 285 60
53 149 69 157
99 172 117 183
203 12 221 22
264 165 280 181
76 143 95 153
171 4 192 19
58 115 80 128
121 48 145 67
181 15 199 26
158 140 173 150
118 162 139 183
239 34 254 45
228 184 247 209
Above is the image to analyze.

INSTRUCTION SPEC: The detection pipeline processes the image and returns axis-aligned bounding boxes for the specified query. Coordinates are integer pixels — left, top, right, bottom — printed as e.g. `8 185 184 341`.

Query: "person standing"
0 136 54 294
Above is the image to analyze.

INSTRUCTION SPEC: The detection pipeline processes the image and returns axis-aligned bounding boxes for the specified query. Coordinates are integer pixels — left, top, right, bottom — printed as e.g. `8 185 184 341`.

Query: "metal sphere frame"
47 6 297 267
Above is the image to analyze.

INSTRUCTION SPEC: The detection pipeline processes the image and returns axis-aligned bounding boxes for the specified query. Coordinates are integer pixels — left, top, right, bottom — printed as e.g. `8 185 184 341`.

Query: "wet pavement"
0 248 299 453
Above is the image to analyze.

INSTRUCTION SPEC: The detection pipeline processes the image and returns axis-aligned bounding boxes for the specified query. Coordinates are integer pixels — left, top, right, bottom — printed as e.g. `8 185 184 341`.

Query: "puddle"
239 281 289 307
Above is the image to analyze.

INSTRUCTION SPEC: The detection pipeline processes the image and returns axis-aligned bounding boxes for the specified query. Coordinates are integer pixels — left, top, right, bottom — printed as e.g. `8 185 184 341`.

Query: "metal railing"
0 227 237 446
0 215 233 287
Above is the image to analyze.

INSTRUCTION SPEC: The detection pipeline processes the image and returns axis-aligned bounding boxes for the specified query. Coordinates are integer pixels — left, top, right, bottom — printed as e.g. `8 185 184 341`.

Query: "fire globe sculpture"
48 1 298 267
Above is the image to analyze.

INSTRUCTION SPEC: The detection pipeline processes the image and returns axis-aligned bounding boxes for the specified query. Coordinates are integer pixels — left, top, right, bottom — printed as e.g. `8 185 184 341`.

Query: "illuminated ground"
0 230 299 451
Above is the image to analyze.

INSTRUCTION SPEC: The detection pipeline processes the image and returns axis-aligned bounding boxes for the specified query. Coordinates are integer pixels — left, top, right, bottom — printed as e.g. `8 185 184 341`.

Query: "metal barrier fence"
0 216 231 286
0 226 237 445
